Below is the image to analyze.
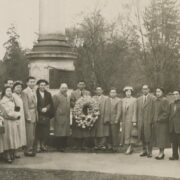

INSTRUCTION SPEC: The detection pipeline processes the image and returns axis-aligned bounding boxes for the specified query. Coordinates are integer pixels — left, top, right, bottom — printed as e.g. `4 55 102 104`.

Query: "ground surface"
0 148 180 180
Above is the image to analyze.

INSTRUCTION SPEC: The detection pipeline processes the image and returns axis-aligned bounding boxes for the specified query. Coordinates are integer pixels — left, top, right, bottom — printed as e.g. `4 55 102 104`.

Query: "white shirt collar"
39 91 44 97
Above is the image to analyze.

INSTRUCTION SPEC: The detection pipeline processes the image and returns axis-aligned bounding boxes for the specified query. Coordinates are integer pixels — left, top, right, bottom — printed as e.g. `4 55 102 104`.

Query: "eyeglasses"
173 93 179 96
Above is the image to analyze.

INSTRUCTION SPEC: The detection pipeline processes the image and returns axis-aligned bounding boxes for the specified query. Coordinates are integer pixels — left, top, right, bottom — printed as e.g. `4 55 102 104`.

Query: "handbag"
131 126 138 137
14 106 21 112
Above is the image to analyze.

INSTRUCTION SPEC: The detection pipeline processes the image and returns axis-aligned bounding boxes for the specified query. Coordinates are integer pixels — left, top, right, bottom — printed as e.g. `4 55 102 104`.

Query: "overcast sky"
0 0 149 59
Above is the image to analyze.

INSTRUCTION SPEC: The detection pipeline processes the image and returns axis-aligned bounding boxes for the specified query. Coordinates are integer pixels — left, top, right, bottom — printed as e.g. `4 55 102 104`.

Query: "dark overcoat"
36 89 54 139
154 97 170 148
137 94 155 143
36 89 54 125
169 99 180 134
93 95 109 137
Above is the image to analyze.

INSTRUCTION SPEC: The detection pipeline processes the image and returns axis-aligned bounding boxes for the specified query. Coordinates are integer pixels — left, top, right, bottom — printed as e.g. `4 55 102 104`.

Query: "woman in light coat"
0 86 21 163
13 81 27 148
121 86 137 155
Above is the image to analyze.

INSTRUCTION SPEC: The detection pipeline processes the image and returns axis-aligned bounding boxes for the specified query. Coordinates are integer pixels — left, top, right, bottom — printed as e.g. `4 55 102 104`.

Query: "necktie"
144 96 147 104
80 90 83 97
174 105 176 113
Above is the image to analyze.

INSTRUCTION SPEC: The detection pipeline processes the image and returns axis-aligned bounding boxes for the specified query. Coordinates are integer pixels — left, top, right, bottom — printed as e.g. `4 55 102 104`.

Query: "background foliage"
67 0 180 93
0 0 180 94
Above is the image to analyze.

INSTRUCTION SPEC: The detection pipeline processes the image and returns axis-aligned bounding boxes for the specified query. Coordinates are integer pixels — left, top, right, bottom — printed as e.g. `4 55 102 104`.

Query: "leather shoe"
24 152 36 157
15 155 21 159
147 153 152 158
58 148 65 152
155 154 165 160
94 146 99 150
169 157 179 160
100 146 106 151
6 159 13 164
140 152 147 157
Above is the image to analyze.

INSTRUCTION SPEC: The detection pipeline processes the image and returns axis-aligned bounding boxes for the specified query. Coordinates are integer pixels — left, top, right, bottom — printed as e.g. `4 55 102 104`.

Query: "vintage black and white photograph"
0 0 180 179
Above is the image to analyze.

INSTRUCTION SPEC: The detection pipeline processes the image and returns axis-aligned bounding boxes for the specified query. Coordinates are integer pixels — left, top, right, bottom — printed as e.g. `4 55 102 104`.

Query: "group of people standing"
0 77 179 164
70 83 180 161
0 77 54 163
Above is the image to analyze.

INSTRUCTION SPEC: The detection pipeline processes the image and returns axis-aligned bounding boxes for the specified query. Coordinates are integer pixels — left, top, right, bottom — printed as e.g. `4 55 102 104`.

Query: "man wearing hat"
137 85 155 158
22 76 38 157
36 79 54 152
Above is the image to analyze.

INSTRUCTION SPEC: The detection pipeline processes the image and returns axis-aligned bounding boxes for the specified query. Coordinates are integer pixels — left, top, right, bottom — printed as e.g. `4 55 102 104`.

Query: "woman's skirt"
3 119 21 150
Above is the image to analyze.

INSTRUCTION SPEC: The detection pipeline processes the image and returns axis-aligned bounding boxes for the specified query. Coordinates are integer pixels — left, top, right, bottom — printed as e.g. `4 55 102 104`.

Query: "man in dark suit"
105 88 122 152
36 79 54 152
137 85 155 158
93 87 109 150
169 91 180 160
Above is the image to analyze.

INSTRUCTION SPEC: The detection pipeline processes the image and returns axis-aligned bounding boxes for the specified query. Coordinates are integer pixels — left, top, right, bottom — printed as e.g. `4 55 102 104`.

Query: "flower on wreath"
73 96 100 129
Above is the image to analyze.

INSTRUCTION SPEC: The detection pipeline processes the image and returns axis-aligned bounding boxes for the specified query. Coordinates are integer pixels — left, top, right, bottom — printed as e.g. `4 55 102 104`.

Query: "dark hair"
156 87 165 94
36 79 49 85
124 89 134 97
26 76 35 82
12 81 23 92
1 86 12 99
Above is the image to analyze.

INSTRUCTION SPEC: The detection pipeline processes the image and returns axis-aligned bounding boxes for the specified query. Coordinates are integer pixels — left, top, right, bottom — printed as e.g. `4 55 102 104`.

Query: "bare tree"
134 0 180 90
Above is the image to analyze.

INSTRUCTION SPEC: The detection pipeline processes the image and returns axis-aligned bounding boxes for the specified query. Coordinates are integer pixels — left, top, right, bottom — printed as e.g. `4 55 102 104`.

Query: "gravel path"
0 148 179 179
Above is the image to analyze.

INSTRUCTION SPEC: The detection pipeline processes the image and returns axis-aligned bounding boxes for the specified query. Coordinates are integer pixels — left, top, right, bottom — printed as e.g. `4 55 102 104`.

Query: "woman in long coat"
0 86 21 163
154 88 170 160
53 83 70 151
121 86 137 155
12 81 27 148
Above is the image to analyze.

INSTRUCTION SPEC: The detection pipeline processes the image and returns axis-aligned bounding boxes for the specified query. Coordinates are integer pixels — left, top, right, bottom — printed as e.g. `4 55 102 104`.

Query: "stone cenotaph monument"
27 0 77 89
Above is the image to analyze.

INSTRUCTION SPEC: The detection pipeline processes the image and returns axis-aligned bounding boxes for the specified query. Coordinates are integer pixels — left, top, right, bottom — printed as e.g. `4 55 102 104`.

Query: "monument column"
39 0 65 35
27 0 77 89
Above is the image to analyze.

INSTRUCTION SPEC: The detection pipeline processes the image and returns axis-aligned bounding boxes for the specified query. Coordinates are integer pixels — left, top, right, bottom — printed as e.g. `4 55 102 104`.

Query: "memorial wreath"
73 96 100 129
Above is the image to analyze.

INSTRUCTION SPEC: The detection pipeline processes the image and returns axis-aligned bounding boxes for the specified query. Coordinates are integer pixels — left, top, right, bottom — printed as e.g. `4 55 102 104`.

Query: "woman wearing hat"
121 86 137 155
153 88 170 160
13 81 27 153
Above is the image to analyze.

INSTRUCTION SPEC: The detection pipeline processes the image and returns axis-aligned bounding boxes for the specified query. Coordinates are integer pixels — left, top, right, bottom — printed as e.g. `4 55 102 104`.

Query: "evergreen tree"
2 24 29 86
